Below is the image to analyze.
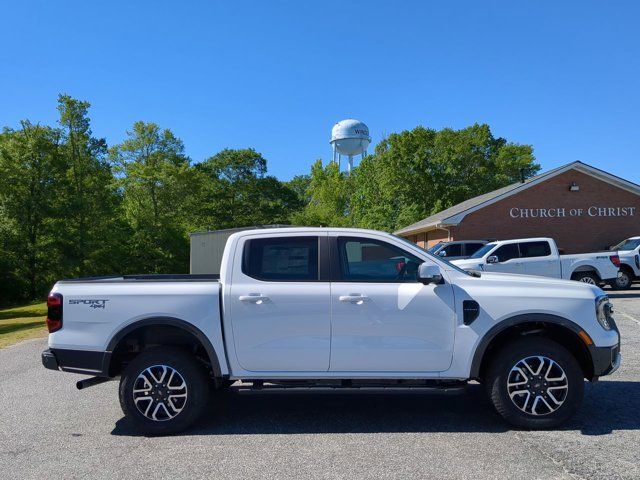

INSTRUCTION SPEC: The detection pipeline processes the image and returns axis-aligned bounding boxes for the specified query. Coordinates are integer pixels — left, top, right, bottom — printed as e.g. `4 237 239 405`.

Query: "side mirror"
486 255 499 264
418 263 443 285
438 250 447 257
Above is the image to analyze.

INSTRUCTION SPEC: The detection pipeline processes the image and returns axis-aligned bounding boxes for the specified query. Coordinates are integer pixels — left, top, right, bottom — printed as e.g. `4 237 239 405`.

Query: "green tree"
291 160 352 227
0 122 62 300
110 121 195 273
349 124 538 231
286 174 312 205
57 95 121 277
193 148 301 229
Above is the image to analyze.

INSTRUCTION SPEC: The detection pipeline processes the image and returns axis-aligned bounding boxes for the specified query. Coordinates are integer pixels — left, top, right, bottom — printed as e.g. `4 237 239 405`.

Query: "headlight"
595 295 614 330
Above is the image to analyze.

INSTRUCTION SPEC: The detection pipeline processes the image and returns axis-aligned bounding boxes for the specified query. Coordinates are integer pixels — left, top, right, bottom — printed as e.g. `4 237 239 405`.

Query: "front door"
519 241 560 277
228 234 330 372
484 243 525 274
329 235 456 372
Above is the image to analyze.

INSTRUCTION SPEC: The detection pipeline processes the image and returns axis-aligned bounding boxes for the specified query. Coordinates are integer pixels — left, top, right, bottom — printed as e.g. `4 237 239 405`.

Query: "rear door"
519 241 559 277
228 234 331 372
329 235 456 372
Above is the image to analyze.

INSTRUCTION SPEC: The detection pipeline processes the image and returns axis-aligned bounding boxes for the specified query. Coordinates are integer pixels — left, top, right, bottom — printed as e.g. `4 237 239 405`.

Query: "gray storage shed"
189 225 291 274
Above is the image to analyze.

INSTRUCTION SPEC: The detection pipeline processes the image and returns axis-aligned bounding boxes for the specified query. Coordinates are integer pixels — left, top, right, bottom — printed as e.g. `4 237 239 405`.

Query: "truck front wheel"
486 338 584 429
119 347 210 435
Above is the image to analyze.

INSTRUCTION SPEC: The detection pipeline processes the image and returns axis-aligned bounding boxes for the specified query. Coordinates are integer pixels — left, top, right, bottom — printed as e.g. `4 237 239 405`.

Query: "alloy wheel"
579 276 597 285
507 356 569 416
132 365 188 421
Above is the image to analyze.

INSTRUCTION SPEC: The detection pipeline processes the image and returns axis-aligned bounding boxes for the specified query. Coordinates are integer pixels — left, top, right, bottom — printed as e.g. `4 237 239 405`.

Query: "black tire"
486 337 584 429
119 347 210 435
572 271 599 285
608 268 633 290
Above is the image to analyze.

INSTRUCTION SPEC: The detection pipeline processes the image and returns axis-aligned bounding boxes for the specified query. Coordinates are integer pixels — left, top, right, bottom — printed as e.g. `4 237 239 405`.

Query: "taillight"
46 293 63 333
609 255 620 268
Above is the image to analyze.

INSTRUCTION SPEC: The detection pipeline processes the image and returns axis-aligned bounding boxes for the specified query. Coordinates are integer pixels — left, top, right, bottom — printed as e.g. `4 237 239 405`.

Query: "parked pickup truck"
42 228 621 434
452 237 620 285
608 236 640 290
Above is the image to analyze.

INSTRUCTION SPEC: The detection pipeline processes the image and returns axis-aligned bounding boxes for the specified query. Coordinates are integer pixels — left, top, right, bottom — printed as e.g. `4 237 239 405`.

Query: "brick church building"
395 161 640 254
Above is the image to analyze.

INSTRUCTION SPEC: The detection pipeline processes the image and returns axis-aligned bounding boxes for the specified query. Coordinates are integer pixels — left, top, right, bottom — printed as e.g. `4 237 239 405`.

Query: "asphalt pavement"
1 287 639 479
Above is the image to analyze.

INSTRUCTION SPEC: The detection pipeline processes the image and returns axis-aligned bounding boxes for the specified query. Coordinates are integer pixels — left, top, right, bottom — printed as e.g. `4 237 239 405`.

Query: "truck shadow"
608 292 640 299
111 380 640 437
602 284 640 299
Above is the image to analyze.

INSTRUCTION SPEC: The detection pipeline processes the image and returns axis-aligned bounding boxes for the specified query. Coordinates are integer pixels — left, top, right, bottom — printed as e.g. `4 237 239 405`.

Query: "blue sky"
2 1 639 182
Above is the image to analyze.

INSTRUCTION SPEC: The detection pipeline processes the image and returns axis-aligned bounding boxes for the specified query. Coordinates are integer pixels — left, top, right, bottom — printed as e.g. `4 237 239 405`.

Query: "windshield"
470 242 497 259
611 238 640 251
391 235 474 276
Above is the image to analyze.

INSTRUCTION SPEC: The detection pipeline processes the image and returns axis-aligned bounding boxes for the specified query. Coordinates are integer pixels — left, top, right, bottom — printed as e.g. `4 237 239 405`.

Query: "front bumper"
590 343 621 377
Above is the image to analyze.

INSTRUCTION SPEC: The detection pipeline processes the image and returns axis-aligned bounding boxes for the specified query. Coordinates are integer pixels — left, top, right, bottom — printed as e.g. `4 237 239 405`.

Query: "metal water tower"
330 119 371 175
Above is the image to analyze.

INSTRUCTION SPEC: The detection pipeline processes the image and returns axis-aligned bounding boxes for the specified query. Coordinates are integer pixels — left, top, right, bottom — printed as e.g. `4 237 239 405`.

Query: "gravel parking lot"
1 287 638 480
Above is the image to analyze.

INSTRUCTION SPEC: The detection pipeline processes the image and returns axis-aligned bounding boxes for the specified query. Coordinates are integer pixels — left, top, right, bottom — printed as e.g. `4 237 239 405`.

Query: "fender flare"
106 317 223 378
567 259 607 280
469 313 590 378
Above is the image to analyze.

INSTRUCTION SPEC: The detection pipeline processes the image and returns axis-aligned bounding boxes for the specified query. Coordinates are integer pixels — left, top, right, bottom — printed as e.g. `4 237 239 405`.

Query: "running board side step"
235 379 468 393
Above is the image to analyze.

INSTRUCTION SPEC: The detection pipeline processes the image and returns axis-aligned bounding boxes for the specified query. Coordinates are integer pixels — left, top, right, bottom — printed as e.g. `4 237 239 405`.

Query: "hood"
451 258 485 270
463 270 604 297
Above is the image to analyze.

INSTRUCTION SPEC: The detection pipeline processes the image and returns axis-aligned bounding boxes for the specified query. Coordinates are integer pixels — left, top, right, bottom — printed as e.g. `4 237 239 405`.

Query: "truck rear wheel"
119 347 210 435
572 271 599 285
609 268 633 290
486 338 584 429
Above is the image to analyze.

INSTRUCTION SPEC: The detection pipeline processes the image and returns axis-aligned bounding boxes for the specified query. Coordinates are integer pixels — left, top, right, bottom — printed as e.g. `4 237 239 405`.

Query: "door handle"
339 294 368 304
239 294 269 303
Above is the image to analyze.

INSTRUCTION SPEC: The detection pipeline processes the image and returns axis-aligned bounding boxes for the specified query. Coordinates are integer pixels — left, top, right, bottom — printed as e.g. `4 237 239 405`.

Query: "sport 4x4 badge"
69 299 109 309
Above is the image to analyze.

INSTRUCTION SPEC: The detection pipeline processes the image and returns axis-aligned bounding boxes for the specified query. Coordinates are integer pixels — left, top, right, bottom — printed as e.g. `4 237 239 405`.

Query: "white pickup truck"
42 228 621 434
608 236 640 290
452 237 620 285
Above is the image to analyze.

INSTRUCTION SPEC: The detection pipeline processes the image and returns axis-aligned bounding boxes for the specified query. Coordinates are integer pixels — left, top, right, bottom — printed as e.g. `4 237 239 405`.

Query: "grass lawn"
0 301 48 349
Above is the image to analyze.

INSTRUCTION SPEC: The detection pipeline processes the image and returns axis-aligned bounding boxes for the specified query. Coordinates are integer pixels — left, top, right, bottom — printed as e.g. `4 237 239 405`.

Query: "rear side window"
493 243 519 262
337 237 423 282
465 243 485 256
243 237 319 281
519 241 551 258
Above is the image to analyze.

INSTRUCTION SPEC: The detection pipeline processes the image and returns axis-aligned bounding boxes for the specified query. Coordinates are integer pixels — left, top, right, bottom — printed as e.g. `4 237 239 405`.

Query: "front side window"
519 241 551 258
493 243 519 262
338 237 423 282
441 244 463 257
243 236 318 281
